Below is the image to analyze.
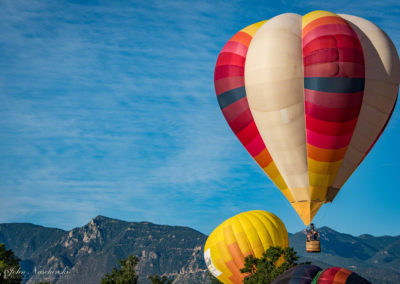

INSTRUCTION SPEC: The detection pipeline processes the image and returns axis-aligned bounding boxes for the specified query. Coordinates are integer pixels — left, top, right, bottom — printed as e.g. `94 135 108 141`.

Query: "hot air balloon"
214 10 399 236
204 210 288 284
272 264 322 284
311 267 371 284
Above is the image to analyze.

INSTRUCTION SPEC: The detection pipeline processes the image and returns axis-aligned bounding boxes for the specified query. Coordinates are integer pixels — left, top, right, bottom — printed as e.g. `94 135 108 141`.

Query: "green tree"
0 243 22 284
240 246 299 284
101 255 139 284
207 271 223 284
148 275 172 284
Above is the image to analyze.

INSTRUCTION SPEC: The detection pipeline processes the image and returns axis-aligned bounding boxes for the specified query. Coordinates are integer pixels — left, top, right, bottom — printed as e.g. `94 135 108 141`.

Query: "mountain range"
0 216 399 283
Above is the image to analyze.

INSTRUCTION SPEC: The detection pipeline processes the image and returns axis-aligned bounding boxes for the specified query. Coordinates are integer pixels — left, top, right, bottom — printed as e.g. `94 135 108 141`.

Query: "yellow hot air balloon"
214 11 400 225
204 210 288 284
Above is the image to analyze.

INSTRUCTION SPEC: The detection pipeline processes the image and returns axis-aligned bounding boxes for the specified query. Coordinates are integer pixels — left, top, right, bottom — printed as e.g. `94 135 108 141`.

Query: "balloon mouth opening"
291 201 323 225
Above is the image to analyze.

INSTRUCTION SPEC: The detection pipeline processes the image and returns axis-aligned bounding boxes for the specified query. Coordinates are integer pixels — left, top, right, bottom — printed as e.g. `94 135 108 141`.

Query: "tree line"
0 242 300 284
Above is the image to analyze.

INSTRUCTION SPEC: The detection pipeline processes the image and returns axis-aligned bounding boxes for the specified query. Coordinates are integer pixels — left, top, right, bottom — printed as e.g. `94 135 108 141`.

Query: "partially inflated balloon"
311 267 371 284
272 264 322 284
204 210 288 284
214 11 400 225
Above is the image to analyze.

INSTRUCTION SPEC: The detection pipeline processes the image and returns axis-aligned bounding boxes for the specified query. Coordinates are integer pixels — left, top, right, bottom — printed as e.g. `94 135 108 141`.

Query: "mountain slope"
0 216 209 284
289 227 400 284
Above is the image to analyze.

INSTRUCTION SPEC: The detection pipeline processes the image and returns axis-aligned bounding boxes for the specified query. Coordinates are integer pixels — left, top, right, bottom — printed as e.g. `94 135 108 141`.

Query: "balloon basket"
306 240 321 253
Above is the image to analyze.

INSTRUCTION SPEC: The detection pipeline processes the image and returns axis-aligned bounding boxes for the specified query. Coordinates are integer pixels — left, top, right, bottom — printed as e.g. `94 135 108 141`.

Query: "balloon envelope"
214 10 400 225
272 264 322 284
204 210 288 284
311 267 371 284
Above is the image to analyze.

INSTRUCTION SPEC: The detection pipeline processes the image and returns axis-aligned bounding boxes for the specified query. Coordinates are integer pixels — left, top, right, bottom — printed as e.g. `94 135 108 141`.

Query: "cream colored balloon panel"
245 13 308 198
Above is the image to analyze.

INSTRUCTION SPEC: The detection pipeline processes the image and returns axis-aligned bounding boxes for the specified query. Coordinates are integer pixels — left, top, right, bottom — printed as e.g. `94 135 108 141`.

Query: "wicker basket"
306 240 321 253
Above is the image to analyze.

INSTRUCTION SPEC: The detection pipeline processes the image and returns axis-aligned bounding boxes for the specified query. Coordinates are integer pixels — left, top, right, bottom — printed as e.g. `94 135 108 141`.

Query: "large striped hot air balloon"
204 210 288 284
214 10 400 225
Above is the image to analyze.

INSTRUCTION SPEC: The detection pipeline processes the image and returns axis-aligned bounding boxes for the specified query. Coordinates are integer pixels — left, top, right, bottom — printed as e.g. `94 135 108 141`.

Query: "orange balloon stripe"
225 260 245 283
334 268 352 282
302 16 348 38
227 242 245 272
230 32 252 47
307 144 347 162
223 224 247 284
254 148 273 168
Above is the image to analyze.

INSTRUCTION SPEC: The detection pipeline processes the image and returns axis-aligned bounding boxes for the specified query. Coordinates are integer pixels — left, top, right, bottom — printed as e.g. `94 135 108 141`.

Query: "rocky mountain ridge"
0 216 209 284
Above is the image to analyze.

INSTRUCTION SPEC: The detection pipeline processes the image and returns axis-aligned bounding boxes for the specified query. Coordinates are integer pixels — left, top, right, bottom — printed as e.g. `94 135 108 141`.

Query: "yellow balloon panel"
204 211 288 284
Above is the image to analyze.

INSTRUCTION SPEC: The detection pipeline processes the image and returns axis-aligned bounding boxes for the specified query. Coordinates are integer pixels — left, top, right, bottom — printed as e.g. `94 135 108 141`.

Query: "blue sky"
0 0 399 237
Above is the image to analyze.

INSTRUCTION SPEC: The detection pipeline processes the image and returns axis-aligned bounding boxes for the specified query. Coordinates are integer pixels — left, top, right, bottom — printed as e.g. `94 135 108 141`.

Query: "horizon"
1 214 398 238
1 0 400 238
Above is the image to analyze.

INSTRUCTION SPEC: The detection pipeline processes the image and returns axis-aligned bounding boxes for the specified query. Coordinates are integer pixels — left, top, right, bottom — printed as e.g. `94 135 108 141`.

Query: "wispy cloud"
0 0 262 232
